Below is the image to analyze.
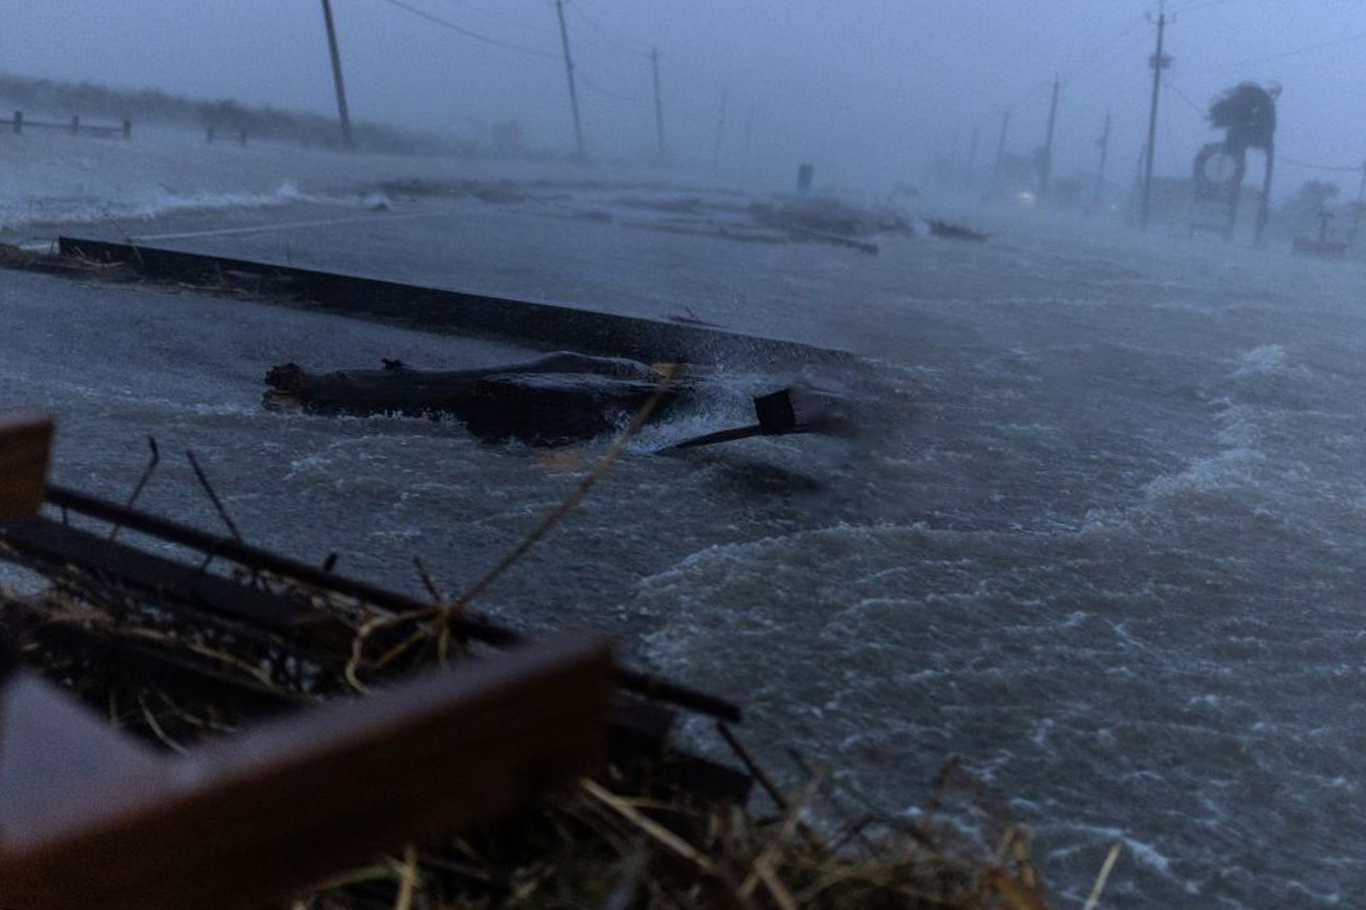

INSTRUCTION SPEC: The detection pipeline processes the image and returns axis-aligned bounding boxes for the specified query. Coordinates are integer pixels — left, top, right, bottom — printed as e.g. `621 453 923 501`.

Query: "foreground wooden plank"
0 413 52 519
0 635 612 910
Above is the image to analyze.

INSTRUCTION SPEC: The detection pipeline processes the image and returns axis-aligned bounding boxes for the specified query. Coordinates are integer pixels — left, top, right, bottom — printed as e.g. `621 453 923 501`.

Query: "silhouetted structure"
1194 82 1279 242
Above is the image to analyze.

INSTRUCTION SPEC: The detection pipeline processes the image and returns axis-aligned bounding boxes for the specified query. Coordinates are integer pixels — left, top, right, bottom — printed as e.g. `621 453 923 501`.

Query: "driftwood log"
265 352 694 446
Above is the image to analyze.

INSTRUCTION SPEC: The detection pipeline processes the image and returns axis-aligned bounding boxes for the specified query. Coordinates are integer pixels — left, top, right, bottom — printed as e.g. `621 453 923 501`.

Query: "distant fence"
4 111 131 140
204 125 249 146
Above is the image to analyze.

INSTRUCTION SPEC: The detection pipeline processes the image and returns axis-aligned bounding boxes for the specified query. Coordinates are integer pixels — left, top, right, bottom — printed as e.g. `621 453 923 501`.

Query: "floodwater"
3 131 1365 909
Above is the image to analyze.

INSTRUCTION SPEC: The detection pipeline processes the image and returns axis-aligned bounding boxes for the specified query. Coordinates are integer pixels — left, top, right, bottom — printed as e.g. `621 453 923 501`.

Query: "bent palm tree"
1196 82 1279 242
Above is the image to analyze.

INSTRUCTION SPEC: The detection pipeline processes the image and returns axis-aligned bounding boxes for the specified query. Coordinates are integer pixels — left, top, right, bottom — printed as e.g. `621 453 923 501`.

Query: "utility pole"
995 110 1011 174
1040 79 1060 194
741 105 756 182
1141 8 1171 229
712 88 728 169
1352 159 1366 244
319 0 354 151
1094 111 1111 211
554 0 586 159
651 46 665 161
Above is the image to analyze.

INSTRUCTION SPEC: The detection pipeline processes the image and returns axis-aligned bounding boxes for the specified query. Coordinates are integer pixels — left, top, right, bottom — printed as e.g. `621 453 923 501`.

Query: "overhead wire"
1215 27 1366 68
1002 11 1148 114
576 71 650 104
1166 0 1245 17
1168 79 1208 118
565 0 642 57
370 0 557 58
1067 12 1150 80
423 0 559 39
1273 154 1363 173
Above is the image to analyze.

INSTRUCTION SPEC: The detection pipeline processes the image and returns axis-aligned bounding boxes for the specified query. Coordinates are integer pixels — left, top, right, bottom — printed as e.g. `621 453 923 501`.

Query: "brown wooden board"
0 414 52 520
0 635 612 910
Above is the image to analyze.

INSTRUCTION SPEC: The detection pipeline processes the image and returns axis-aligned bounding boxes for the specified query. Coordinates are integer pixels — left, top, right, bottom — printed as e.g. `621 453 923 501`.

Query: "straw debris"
0 562 1050 910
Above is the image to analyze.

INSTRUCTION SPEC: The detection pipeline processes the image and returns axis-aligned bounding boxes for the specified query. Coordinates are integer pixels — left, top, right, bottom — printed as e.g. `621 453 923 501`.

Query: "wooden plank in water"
0 414 52 519
0 635 612 910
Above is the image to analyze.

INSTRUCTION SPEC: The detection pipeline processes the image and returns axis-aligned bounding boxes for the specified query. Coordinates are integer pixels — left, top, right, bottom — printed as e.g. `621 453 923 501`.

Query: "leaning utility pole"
1141 9 1171 229
712 88 728 169
741 104 756 181
1040 79 1060 193
1094 111 1111 211
1352 159 1366 244
651 46 666 160
995 110 1011 174
319 0 354 151
554 0 586 158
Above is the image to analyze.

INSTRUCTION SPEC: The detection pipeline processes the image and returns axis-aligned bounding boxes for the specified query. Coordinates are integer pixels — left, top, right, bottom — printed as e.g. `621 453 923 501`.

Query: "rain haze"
2 3 1366 910
5 1 1366 186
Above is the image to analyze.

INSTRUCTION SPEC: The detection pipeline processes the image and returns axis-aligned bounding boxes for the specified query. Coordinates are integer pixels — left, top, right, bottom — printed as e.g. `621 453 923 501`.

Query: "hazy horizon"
5 2 1366 194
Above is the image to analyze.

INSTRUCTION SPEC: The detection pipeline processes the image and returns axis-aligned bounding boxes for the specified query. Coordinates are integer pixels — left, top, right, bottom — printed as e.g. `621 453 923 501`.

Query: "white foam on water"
1053 827 1174 876
1141 446 1265 499
1232 344 1292 378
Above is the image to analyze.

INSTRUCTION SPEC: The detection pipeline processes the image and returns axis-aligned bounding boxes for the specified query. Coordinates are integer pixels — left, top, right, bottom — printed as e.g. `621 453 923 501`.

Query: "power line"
425 0 558 39
576 71 649 104
1167 0 1244 16
1066 13 1149 79
1219 28 1366 68
1168 79 1207 118
565 0 641 57
1274 154 1362 173
372 0 556 58
1005 12 1147 110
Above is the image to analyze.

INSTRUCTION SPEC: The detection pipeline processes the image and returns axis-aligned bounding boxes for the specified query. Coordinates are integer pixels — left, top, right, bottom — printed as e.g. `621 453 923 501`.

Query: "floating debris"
264 352 854 449
926 218 991 242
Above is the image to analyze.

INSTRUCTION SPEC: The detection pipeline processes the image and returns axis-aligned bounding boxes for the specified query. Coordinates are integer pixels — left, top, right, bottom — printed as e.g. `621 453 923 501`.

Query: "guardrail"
5 110 132 140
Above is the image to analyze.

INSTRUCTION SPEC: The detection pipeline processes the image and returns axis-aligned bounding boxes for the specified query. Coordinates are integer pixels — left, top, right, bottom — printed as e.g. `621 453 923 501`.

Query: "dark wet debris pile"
0 440 1062 910
0 538 1061 909
925 219 991 242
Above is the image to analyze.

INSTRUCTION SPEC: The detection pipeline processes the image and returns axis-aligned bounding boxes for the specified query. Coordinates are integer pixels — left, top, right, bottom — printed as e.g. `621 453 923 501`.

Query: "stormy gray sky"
5 1 1366 192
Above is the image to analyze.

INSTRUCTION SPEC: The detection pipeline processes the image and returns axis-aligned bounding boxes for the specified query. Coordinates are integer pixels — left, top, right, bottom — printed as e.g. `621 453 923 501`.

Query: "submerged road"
12 188 1366 910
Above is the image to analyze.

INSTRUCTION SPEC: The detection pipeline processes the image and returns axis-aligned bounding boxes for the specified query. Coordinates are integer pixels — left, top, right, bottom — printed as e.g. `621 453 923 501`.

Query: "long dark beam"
1 516 340 641
41 485 741 723
57 236 847 367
